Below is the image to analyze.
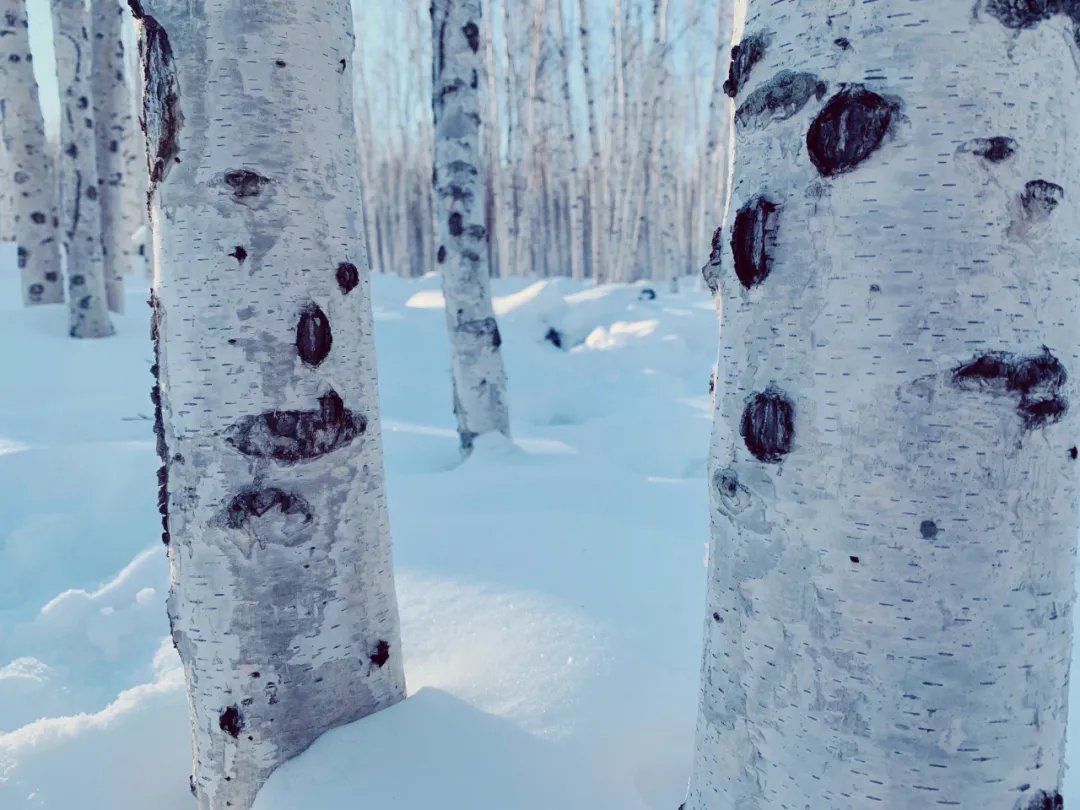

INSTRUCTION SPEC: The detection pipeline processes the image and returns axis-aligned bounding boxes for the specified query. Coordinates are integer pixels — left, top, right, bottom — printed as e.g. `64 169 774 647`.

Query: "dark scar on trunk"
296 303 332 367
336 262 359 293
731 195 779 289
457 315 502 349
137 11 181 195
462 21 480 53
228 246 247 264
723 32 769 98
150 294 170 546
920 520 939 539
219 706 244 737
701 226 724 295
985 0 1080 30
735 71 826 131
224 170 271 201
370 640 391 668
741 388 795 463
806 85 894 177
223 488 313 530
958 136 1018 162
1021 179 1064 223
952 347 1068 429
1021 789 1064 810
713 468 753 516
225 390 366 463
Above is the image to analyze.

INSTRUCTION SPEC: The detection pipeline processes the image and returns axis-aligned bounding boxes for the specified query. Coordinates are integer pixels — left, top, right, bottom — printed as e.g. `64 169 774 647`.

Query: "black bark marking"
225 390 366 464
140 13 181 192
1021 179 1064 223
370 640 391 668
219 706 244 737
437 245 447 264
1020 790 1064 810
741 388 795 463
337 58 347 73
150 294 170 546
920 520 939 539
448 212 464 236
335 262 359 294
953 347 1068 430
849 555 860 563
223 488 313 530
1070 446 1078 460
702 226 724 295
544 327 564 349
296 304 333 367
274 59 286 67
713 468 753 515
458 316 502 349
462 21 480 53
731 196 780 290
986 0 1080 29
959 136 1018 162
16 247 26 268
806 85 894 177
28 283 43 302
30 211 46 224
639 288 656 301
834 37 851 49
724 32 768 98
224 170 271 201
229 246 247 264
734 71 826 131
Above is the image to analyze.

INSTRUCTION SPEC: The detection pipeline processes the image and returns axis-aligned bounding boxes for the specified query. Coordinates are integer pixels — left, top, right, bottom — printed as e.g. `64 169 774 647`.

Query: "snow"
0 264 1076 808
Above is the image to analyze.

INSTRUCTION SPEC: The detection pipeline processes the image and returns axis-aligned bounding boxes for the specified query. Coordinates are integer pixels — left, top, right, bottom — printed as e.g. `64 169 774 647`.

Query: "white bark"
0 0 64 305
432 0 511 450
52 0 113 337
687 2 1080 808
91 0 138 314
129 1 406 807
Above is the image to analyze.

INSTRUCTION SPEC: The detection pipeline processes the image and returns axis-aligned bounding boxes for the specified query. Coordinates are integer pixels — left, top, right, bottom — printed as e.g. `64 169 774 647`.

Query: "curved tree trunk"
128 1 406 807
91 0 137 314
52 0 113 337
0 0 63 305
432 0 511 452
687 2 1080 808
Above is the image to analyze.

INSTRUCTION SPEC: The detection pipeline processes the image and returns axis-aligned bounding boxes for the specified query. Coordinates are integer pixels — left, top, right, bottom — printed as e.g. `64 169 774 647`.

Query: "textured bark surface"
0 0 63 305
92 0 139 314
130 1 406 807
687 2 1080 808
53 0 114 337
432 0 511 451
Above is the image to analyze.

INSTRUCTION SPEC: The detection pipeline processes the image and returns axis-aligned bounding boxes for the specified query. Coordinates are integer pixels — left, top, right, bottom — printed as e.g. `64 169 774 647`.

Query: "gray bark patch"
223 488 313 530
226 390 366 464
958 136 1018 162
741 388 795 463
229 246 247 264
458 315 501 349
702 226 724 294
713 468 753 516
806 85 894 177
952 347 1068 429
224 170 271 203
296 304 333 367
985 0 1079 28
335 262 359 294
735 71 826 131
731 195 780 289
724 32 769 98
1021 179 1064 223
138 13 181 191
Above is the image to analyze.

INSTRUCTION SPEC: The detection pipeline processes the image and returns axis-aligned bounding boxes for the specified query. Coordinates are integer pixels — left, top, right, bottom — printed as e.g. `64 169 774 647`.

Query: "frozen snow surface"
1 263 1078 808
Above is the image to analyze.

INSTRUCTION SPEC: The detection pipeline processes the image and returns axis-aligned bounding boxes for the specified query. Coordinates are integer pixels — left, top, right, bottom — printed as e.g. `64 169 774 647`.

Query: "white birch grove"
91 0 139 314
686 2 1080 808
52 0 113 337
353 0 728 285
432 0 511 450
0 0 64 305
128 0 406 806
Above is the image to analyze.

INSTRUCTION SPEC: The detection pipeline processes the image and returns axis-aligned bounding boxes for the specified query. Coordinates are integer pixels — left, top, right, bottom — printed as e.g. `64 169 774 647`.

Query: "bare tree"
686 2 1080 808
128 0 406 806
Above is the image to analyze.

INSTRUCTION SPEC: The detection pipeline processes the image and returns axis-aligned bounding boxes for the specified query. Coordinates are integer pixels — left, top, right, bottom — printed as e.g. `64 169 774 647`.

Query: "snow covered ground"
1 259 1078 808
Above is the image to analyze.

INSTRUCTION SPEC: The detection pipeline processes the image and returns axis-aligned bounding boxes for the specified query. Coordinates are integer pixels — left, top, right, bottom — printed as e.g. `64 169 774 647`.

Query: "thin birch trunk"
575 0 602 283
52 0 113 337
687 2 1080 807
432 0 511 451
92 0 135 314
553 0 582 281
0 0 64 305
128 1 406 806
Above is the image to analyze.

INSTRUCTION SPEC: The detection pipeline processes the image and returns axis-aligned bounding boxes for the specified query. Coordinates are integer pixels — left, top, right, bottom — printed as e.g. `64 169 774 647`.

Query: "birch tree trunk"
0 0 63 305
52 0 113 337
128 1 406 807
432 0 511 451
687 2 1080 808
91 0 137 314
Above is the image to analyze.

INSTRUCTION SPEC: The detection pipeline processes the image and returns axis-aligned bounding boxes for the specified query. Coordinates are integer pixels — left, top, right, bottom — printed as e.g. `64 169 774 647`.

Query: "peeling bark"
687 3 1080 808
130 2 406 807
0 0 64 305
431 0 511 452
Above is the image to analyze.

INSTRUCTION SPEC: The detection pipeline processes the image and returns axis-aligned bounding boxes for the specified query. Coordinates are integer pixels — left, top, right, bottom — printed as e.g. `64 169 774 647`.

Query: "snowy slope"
0 266 720 809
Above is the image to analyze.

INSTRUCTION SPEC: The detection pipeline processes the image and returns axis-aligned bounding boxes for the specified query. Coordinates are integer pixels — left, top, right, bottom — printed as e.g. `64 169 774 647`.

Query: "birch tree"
52 0 113 337
432 0 511 450
128 1 406 807
686 2 1080 808
0 0 64 306
91 0 138 313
